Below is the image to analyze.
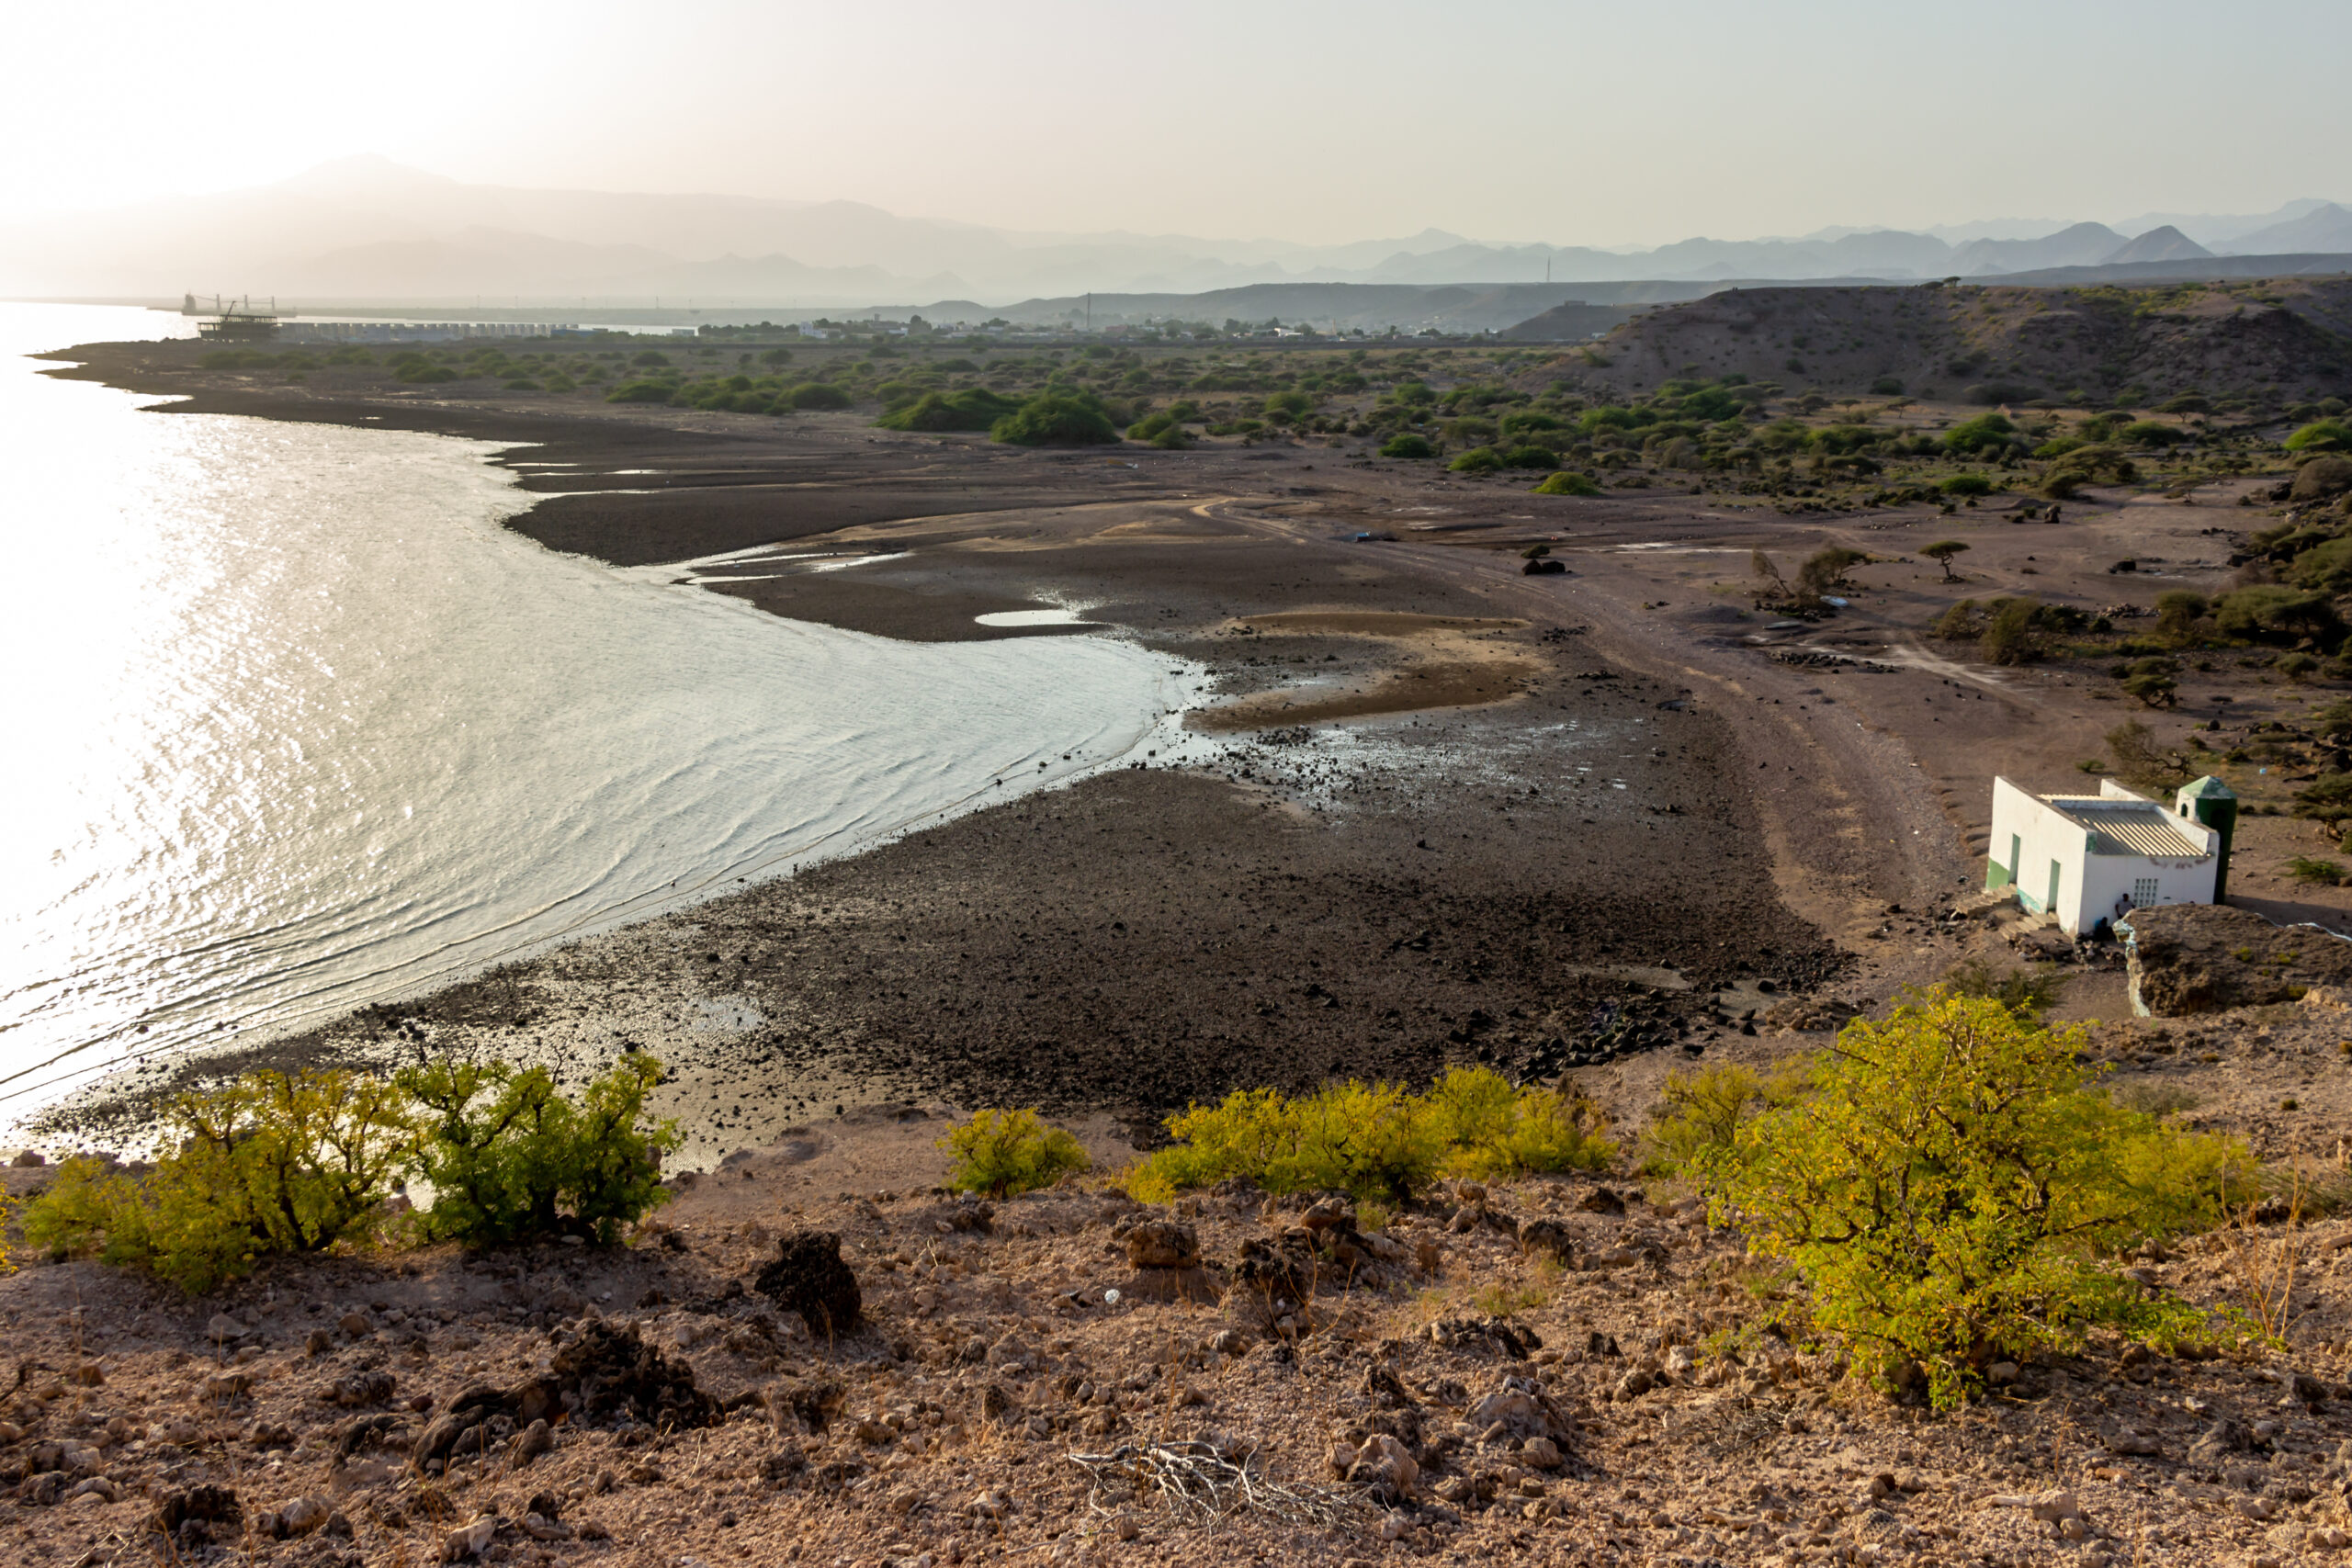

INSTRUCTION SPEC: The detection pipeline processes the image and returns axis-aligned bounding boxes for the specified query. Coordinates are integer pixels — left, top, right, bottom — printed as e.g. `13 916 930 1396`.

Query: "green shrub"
938 1109 1091 1198
540 374 577 393
2120 421 2188 448
1125 1067 1611 1205
991 390 1119 445
1379 433 1436 459
1693 988 2253 1407
397 364 458 385
1449 446 1507 474
1939 472 1996 497
1124 410 1197 448
786 382 852 410
2288 856 2346 886
1639 1063 1806 1175
20 1069 413 1294
2214 584 2344 648
1980 596 2042 665
399 1055 676 1247
1797 546 1867 596
605 379 675 403
1532 470 1601 496
1263 389 1313 423
1128 1082 1441 1204
1941 413 2017 457
2285 420 2351 453
1499 443 1561 469
2154 589 2210 646
1425 1068 1615 1180
876 388 1020 432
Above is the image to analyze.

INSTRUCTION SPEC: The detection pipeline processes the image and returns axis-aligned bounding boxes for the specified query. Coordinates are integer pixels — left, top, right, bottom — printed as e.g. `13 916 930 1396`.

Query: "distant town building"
1985 776 2237 936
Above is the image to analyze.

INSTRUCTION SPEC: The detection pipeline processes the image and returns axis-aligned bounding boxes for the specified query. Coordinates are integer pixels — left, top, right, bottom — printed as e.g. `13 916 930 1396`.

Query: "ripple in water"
0 305 1193 1118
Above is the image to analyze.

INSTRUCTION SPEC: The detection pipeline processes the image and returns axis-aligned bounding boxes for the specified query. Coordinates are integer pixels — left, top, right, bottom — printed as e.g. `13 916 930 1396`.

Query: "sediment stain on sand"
1189 609 1540 731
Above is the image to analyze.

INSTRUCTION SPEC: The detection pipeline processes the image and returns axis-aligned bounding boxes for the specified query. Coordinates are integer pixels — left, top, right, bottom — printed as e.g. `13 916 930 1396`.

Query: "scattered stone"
338 1311 373 1338
1516 1218 1576 1262
441 1514 497 1561
1124 1221 1200 1269
328 1371 397 1407
753 1231 863 1334
154 1484 242 1543
1348 1432 1419 1504
512 1417 554 1464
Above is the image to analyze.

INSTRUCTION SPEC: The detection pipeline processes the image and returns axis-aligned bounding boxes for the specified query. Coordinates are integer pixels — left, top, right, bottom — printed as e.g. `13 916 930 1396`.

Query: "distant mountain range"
3 157 2347 307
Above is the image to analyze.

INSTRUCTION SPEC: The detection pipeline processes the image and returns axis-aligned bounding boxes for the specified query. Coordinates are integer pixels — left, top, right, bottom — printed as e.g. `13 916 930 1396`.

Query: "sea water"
0 305 1191 1121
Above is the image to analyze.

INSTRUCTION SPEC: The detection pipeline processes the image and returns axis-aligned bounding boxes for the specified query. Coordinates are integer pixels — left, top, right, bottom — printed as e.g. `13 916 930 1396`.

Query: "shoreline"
49 331 2281 1163
25 339 1858 1162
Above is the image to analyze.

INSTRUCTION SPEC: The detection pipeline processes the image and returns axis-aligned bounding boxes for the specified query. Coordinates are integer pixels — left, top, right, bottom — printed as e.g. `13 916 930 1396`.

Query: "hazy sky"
15 0 2347 244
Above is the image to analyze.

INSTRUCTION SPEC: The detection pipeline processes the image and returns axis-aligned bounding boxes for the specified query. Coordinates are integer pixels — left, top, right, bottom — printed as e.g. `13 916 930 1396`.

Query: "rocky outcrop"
754 1231 863 1334
2124 904 2352 1015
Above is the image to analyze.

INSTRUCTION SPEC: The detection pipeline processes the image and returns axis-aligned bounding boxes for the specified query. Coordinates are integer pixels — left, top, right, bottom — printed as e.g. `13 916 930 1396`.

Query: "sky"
13 0 2348 246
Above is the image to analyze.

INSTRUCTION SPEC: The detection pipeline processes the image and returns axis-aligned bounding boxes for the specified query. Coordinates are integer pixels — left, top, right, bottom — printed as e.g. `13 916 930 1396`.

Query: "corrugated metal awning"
2041 796 2211 858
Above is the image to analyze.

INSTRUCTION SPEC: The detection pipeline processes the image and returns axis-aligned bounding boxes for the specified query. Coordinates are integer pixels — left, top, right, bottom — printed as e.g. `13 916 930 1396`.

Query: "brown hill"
1547 276 2352 404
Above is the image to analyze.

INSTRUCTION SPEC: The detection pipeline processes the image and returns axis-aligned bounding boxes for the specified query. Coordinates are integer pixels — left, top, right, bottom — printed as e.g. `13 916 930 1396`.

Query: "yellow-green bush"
1694 988 2254 1407
939 1109 1091 1198
1638 1061 1810 1175
22 1055 683 1292
1428 1067 1615 1180
399 1055 678 1247
22 1068 412 1293
1125 1068 1614 1205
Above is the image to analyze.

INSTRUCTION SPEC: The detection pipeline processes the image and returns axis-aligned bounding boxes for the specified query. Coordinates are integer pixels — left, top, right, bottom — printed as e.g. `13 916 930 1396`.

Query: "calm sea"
0 304 1189 1121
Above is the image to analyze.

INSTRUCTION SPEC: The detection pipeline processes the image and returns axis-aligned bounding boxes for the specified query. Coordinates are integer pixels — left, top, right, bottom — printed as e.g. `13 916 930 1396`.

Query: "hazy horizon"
14 0 2351 251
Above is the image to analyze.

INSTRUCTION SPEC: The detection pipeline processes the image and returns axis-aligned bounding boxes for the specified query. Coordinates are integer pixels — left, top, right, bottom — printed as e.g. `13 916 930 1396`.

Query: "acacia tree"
1922 539 1969 582
1696 989 2249 1406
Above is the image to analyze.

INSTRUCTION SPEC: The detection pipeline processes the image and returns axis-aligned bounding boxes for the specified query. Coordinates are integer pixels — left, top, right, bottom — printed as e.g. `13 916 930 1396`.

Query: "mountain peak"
2106 225 2215 265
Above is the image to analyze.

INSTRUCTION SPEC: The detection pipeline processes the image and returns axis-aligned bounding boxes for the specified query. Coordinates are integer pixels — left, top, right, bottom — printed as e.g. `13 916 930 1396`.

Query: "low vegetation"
1680 988 2255 1406
990 389 1120 446
1123 1067 1614 1205
20 1056 678 1292
938 1109 1091 1198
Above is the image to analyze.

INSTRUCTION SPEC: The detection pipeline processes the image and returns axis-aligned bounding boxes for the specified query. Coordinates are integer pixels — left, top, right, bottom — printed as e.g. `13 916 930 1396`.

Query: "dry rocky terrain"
1560 278 2352 406
14 1075 2352 1568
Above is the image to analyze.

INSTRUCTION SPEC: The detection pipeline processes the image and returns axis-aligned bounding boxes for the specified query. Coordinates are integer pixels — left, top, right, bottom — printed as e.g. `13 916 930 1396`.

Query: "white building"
1985 775 2237 936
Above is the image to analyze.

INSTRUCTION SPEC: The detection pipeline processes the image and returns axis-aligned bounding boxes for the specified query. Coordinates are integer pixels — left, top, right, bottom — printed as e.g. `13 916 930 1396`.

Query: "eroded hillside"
1550 278 2352 407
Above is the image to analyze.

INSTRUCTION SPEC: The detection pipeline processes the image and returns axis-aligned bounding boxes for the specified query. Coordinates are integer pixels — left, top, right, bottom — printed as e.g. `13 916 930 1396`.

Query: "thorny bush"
1125 1067 1614 1205
1690 988 2256 1407
22 1055 680 1292
938 1108 1091 1199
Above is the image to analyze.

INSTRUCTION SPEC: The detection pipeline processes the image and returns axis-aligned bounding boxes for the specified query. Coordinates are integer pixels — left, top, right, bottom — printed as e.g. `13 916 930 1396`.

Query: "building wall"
2073 849 2217 932
1987 777 2218 935
1989 778 2090 926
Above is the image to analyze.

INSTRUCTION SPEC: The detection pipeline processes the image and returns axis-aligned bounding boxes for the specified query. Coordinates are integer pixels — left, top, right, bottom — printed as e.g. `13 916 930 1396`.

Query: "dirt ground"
12 1079 2352 1568
14 336 2352 1565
